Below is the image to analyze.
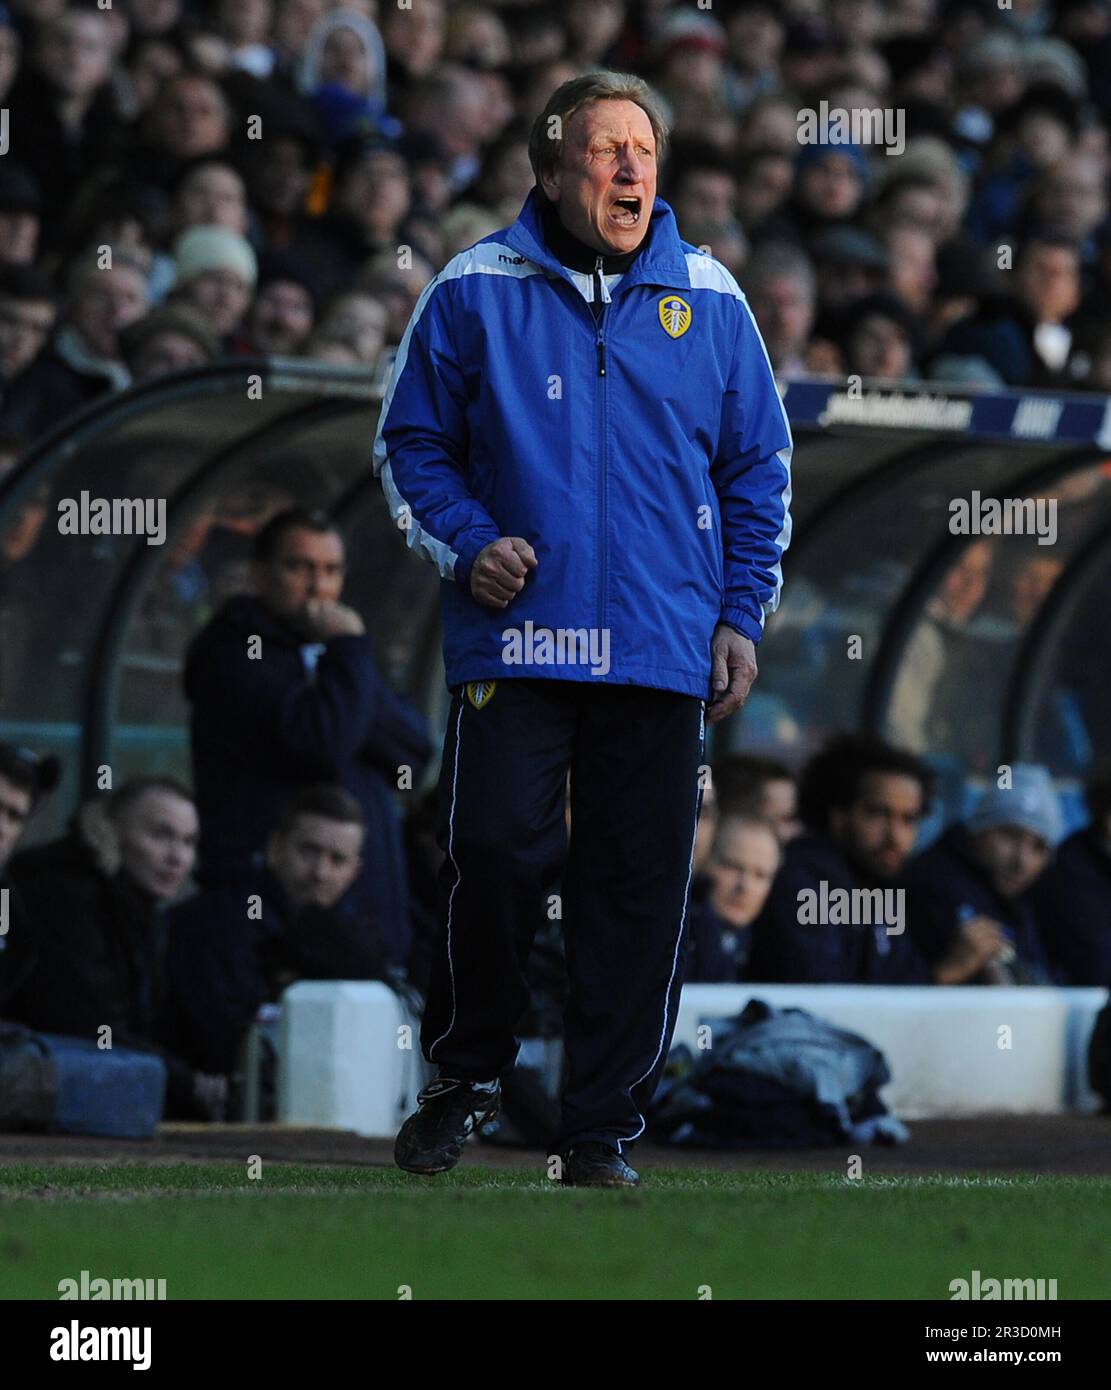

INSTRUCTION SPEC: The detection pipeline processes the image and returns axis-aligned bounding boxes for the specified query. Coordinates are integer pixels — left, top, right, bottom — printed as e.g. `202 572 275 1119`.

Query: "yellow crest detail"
466 680 496 709
658 295 692 339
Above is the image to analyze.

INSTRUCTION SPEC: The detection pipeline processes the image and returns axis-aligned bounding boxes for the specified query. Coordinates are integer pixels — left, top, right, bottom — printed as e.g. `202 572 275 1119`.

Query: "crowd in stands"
2 0 1111 442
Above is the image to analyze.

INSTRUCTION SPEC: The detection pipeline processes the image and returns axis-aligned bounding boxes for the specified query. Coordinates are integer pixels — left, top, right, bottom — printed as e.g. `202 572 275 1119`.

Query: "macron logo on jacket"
372 188 792 701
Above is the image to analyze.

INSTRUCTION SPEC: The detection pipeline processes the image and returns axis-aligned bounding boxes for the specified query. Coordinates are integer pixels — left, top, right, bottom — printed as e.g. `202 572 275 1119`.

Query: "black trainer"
394 1076 501 1175
559 1141 640 1188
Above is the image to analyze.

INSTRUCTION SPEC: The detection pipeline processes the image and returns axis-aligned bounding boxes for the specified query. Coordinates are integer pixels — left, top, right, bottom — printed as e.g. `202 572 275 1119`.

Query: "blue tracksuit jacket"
373 188 793 699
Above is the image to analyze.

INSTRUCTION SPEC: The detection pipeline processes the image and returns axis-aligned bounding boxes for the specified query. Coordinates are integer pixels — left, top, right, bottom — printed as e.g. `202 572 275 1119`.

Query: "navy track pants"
421 677 706 1153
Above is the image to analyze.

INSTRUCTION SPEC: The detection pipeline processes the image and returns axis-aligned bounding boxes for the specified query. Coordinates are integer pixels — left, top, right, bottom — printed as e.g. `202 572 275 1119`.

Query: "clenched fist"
932 915 1010 985
470 536 538 609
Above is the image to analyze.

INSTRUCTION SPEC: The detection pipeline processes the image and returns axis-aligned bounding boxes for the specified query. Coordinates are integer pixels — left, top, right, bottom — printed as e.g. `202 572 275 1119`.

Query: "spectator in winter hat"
652 10 728 100
296 7 400 150
904 764 1061 985
170 225 258 340
793 142 871 235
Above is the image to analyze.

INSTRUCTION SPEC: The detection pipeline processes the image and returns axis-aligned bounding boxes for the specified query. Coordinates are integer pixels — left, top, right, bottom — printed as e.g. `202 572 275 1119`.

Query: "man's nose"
616 148 644 182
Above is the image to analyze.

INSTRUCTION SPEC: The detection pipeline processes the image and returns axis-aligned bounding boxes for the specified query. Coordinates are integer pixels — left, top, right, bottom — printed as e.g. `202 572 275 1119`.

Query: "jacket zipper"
593 256 608 633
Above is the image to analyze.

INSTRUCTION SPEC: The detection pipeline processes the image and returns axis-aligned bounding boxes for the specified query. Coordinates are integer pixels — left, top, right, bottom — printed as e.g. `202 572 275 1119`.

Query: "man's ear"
539 164 561 203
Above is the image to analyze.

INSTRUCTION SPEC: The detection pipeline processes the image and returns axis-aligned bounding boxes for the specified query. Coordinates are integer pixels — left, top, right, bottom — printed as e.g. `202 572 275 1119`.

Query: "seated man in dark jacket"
160 784 388 1078
685 814 780 982
184 507 431 967
1029 767 1111 986
6 777 225 1118
904 764 1060 985
0 743 59 1012
747 734 1003 985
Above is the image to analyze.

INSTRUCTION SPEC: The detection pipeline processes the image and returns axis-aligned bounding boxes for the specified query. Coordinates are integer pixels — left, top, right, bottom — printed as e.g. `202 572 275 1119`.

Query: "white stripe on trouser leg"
428 699 465 1061
616 698 706 1155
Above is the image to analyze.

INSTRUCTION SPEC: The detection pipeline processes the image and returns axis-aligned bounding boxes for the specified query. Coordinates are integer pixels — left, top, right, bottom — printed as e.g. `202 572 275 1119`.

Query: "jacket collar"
503 186 691 294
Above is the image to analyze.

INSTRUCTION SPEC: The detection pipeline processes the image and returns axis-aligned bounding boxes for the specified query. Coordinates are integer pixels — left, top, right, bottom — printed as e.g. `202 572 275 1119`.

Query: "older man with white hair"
377 71 792 1186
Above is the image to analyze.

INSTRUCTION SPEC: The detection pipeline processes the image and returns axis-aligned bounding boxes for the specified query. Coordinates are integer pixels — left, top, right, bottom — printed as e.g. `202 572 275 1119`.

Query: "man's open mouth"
610 196 642 227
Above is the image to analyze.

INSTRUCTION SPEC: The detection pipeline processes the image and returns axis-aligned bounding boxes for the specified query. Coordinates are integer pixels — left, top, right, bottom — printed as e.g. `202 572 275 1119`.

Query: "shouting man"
375 72 792 1186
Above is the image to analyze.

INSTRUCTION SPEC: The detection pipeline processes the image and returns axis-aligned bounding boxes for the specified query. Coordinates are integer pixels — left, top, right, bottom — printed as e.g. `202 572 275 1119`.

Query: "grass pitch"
1 1163 1107 1300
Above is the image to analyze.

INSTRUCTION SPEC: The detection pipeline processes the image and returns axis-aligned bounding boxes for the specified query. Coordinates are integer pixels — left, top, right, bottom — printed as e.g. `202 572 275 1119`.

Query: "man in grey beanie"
169 226 258 344
903 764 1061 985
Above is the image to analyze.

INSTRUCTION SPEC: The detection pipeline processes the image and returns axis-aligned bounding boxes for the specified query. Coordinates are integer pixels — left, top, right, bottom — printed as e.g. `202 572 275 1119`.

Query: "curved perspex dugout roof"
0 364 1107 842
